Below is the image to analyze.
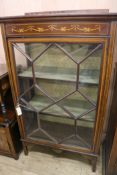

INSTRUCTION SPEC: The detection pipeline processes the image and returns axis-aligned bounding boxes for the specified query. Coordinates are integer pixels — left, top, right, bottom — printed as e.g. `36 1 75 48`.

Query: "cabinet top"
1 11 117 23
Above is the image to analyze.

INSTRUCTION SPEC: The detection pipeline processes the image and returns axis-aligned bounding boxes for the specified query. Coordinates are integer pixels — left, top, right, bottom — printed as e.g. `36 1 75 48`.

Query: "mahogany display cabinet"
1 11 117 171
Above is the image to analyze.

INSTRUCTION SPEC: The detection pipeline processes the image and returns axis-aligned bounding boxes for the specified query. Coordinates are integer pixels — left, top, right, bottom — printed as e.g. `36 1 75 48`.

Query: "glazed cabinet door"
8 38 107 152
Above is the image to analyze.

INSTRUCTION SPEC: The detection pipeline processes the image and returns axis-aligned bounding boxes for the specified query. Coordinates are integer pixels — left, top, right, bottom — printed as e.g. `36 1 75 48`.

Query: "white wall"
0 27 6 63
0 0 117 63
0 0 117 17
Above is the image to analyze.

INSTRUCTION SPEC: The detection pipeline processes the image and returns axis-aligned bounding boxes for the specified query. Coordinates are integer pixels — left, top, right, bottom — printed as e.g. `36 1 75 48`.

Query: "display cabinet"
0 64 22 159
1 11 117 171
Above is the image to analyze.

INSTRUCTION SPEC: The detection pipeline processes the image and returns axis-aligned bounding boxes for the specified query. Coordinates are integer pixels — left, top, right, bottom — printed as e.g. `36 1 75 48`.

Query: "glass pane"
13 44 33 95
58 91 94 119
21 108 38 137
12 41 103 150
33 44 76 100
60 43 99 63
26 43 51 60
27 114 93 148
79 45 102 103
39 114 74 143
19 85 53 112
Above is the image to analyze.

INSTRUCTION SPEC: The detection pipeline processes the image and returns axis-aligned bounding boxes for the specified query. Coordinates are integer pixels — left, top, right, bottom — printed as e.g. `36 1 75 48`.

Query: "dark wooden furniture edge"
1 13 117 23
102 62 117 175
0 68 22 159
21 138 98 157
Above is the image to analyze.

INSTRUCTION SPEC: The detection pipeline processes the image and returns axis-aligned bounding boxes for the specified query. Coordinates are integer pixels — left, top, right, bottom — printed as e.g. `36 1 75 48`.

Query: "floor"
0 146 102 175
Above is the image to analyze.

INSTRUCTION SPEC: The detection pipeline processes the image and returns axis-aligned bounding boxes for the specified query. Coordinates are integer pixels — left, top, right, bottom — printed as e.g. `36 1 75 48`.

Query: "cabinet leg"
23 143 28 155
14 155 19 160
91 157 97 172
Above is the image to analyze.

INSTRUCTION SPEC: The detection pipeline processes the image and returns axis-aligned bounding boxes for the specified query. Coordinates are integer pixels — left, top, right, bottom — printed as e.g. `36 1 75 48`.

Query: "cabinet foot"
14 155 19 160
91 157 97 172
23 143 28 155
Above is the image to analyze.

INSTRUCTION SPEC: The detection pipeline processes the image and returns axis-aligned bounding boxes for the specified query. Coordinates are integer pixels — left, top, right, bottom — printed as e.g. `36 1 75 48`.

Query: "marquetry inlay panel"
6 22 110 36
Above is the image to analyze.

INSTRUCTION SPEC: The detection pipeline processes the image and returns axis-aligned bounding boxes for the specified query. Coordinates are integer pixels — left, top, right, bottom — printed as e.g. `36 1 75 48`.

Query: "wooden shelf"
18 70 99 85
26 95 95 122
